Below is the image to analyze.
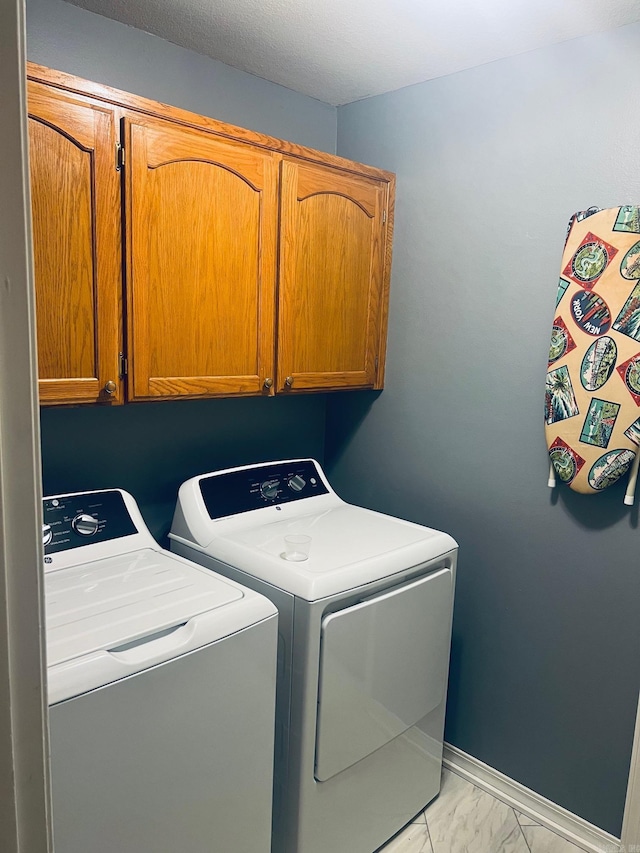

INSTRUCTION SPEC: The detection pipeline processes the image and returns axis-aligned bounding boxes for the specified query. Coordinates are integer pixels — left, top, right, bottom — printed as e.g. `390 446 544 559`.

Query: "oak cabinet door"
277 159 389 392
28 82 123 405
126 118 278 400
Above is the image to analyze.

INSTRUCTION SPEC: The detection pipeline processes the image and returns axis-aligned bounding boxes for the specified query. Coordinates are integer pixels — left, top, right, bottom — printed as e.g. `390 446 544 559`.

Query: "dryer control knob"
42 524 52 547
72 513 99 536
288 475 306 492
260 479 280 500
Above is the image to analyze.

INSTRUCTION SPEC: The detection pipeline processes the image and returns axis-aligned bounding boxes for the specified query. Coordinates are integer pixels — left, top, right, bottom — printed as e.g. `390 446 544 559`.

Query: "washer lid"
46 548 244 668
192 505 457 600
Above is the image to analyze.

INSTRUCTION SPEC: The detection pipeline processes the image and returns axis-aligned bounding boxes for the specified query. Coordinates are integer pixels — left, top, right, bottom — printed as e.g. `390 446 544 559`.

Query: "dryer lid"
187 504 457 600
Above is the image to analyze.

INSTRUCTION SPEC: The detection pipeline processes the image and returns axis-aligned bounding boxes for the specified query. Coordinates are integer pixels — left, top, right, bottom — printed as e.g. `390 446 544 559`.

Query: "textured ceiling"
64 0 640 105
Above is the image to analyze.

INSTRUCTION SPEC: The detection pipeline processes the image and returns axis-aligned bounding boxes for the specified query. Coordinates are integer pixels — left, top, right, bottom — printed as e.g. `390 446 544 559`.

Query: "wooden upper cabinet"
26 64 395 405
27 81 123 405
125 117 279 400
277 159 390 392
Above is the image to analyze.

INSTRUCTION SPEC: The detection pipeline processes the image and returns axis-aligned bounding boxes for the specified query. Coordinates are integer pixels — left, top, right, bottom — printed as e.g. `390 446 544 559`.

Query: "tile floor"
379 769 594 853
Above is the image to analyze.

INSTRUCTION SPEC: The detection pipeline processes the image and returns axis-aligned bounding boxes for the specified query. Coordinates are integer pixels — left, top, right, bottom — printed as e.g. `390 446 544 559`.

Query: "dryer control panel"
200 460 329 520
43 490 138 554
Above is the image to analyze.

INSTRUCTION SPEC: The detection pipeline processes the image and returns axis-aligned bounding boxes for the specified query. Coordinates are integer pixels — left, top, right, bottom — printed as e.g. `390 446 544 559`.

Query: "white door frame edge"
621 691 640 850
0 1 52 851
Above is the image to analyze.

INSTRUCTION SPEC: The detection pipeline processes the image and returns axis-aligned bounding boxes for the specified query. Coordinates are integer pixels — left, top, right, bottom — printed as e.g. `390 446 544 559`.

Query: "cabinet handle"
284 376 294 388
263 377 273 389
104 380 117 396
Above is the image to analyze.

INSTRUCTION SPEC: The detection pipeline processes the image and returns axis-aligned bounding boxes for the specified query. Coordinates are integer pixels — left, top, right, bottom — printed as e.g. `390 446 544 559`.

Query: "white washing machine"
170 459 458 853
43 488 278 853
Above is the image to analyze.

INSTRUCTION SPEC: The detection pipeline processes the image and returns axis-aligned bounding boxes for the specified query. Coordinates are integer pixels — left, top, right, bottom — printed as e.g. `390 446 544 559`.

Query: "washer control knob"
42 524 52 547
260 479 279 500
72 513 99 536
288 475 306 492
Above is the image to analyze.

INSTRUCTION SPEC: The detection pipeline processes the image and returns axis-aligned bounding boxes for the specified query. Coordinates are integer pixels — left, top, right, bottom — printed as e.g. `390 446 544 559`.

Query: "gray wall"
27 0 336 540
330 23 640 836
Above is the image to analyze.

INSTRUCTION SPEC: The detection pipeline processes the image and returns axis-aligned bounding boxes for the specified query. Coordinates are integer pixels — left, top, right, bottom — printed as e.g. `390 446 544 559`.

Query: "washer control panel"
42 490 138 554
200 460 329 520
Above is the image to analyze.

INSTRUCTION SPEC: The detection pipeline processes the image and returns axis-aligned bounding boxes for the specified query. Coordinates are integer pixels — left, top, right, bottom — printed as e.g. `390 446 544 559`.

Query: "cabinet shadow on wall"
40 394 327 544
324 389 381 474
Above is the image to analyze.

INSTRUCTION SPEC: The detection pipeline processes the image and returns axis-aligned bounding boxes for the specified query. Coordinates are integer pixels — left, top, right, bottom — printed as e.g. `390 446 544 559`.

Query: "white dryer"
44 488 277 853
170 459 458 853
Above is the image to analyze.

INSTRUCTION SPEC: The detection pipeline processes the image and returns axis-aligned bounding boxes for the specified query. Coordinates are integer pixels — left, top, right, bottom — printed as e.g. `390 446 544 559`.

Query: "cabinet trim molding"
26 62 394 184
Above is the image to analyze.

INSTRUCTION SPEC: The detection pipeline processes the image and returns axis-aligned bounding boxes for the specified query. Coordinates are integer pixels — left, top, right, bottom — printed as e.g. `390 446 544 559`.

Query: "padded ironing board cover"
545 206 640 494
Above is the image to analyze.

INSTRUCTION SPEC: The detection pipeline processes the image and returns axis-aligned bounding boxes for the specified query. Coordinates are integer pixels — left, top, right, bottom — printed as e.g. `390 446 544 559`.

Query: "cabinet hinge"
375 356 379 371
116 142 125 171
382 210 387 224
119 352 128 377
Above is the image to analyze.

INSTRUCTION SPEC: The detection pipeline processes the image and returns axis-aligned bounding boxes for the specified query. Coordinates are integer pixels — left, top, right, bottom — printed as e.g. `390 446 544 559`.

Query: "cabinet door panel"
278 160 388 392
126 119 277 400
28 82 122 405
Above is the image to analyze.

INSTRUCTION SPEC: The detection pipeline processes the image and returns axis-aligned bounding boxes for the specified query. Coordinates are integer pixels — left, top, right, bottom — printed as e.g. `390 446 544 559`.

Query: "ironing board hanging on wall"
545 205 640 503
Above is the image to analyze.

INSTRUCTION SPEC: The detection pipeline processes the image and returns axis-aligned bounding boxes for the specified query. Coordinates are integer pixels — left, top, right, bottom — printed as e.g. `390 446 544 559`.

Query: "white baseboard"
443 742 620 853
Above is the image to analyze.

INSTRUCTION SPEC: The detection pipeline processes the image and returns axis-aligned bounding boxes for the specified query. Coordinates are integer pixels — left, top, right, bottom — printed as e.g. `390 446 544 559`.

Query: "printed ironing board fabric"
545 205 640 494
